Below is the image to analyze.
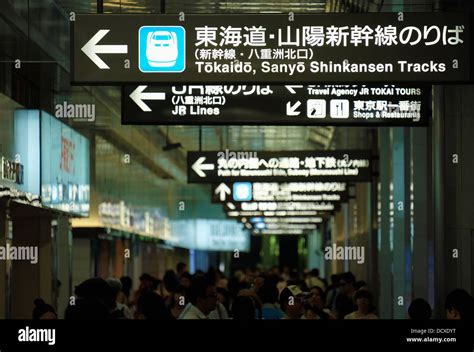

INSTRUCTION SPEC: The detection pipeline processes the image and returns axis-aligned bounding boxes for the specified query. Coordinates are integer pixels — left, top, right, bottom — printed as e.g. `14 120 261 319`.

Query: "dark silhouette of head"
445 289 474 320
120 276 132 297
176 262 187 275
260 282 279 304
64 298 109 320
408 298 432 320
137 291 169 320
33 299 57 320
187 276 217 316
232 295 256 320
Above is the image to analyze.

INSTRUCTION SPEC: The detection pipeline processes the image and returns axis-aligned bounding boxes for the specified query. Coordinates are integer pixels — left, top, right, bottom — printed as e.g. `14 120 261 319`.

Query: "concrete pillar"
56 215 72 318
0 201 12 319
11 206 53 318
112 237 125 278
378 127 393 319
307 230 323 275
391 127 412 319
131 237 142 291
260 235 278 268
411 127 432 304
72 237 92 290
0 206 5 319
431 85 446 318
368 167 379 300
342 203 350 272
457 86 474 295
97 239 110 278
124 236 132 280
439 85 474 307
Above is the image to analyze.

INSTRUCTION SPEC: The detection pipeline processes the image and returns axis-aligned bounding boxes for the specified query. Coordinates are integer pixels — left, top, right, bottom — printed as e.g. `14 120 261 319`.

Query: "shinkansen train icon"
145 31 179 67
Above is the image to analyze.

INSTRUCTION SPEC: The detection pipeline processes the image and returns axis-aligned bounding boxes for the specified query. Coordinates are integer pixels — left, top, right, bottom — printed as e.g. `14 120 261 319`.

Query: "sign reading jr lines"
122 84 429 126
72 13 471 84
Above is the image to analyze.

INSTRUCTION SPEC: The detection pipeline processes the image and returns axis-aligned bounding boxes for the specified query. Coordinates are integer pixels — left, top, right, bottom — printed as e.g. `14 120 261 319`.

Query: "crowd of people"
32 264 474 320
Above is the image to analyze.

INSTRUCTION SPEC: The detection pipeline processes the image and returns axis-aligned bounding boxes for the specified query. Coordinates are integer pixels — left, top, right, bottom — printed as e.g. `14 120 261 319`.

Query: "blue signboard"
169 219 250 252
11 110 90 215
40 111 90 216
13 110 41 196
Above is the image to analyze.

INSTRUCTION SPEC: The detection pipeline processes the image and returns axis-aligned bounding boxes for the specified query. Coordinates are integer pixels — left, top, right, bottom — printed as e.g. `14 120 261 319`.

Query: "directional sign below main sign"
252 229 309 236
211 182 349 203
122 84 430 126
188 150 372 183
224 201 339 212
73 13 471 84
227 210 322 218
237 215 327 235
253 223 319 230
248 223 318 236
246 216 325 225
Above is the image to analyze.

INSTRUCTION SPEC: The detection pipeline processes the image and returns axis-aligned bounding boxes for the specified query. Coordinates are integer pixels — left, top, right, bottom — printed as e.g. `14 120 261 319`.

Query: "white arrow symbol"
191 157 215 178
226 202 236 210
81 29 128 69
129 85 166 112
215 183 231 202
286 101 301 116
285 85 304 94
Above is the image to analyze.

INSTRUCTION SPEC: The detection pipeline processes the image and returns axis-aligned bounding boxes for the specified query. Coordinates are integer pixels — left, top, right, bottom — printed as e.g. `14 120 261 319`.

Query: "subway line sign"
187 150 373 183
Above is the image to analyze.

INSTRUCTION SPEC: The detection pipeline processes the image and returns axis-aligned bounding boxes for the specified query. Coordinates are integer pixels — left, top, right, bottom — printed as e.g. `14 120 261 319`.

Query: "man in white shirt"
178 277 218 319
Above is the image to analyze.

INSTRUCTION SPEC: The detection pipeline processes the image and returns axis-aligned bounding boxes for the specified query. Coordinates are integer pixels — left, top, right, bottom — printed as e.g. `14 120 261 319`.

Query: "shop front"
0 105 90 318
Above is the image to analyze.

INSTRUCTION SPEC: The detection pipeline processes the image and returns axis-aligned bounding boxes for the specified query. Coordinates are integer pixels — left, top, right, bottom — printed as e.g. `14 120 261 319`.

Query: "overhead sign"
72 13 471 84
244 219 319 232
212 181 349 203
253 223 318 230
13 110 41 196
98 201 171 240
122 84 430 126
248 217 324 224
248 222 317 235
237 216 325 233
40 111 91 217
224 201 338 212
188 150 372 183
235 216 325 231
168 219 250 252
227 210 324 218
252 228 309 236
12 110 90 215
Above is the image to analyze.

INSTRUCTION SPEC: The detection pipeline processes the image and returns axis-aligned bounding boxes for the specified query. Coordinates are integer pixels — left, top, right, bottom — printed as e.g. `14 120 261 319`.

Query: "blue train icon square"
233 182 252 201
139 26 185 73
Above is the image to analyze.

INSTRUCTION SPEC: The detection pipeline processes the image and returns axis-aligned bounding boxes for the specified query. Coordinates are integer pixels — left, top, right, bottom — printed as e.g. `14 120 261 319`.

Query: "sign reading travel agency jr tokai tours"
72 13 471 84
187 150 372 183
122 84 430 126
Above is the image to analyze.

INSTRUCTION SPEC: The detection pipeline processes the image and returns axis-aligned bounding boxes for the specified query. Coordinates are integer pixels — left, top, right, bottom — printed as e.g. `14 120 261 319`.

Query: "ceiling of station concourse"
47 0 378 188
55 0 328 14
53 0 348 152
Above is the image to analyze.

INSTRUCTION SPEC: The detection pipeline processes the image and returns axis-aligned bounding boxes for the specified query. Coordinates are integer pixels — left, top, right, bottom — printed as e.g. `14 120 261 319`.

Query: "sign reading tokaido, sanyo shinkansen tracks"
122 84 430 126
72 13 471 84
187 150 372 183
